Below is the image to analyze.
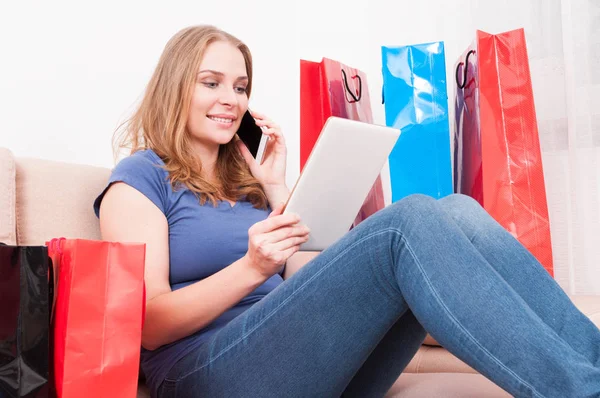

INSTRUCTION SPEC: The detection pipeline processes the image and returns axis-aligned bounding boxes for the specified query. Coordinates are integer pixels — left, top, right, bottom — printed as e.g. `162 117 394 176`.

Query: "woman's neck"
190 139 220 181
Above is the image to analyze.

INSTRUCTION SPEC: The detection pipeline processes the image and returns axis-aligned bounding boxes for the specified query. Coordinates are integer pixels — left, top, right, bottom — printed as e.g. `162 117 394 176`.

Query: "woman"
94 25 600 398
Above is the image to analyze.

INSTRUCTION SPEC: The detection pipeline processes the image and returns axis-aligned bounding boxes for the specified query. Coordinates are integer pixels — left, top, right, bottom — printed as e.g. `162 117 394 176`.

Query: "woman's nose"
218 86 238 107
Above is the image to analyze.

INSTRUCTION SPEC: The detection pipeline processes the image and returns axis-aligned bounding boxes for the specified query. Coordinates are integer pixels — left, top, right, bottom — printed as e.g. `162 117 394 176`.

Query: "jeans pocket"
158 378 179 398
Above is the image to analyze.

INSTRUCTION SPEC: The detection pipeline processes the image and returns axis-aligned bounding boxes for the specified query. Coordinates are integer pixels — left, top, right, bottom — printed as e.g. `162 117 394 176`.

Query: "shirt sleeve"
93 152 170 218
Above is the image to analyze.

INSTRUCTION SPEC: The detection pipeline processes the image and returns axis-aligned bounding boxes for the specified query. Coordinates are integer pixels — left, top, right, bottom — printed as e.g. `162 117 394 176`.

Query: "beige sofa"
1 146 599 397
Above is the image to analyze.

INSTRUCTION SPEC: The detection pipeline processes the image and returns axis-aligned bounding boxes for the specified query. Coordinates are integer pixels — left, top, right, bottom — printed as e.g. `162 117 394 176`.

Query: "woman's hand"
243 203 310 279
236 110 289 202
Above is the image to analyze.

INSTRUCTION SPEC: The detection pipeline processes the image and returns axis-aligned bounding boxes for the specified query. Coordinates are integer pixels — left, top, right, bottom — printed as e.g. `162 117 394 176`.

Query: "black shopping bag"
0 243 50 397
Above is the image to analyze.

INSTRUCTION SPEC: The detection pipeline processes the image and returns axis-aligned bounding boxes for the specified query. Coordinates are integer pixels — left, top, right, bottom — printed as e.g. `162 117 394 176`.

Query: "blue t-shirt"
93 149 283 395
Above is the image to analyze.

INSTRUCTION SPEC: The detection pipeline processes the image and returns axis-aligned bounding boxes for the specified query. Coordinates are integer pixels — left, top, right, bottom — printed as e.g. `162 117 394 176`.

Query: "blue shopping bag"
381 41 453 202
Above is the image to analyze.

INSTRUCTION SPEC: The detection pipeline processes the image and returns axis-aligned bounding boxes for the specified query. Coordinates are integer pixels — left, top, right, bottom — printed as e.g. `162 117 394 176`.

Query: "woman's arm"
99 182 267 351
283 251 320 279
262 184 290 211
240 111 320 280
262 184 321 279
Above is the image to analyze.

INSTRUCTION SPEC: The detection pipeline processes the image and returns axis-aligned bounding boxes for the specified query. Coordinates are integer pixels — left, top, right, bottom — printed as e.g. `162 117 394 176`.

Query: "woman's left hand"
236 110 288 194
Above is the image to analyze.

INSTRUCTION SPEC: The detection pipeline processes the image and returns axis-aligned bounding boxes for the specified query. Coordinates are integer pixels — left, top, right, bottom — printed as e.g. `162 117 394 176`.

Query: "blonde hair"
113 25 268 209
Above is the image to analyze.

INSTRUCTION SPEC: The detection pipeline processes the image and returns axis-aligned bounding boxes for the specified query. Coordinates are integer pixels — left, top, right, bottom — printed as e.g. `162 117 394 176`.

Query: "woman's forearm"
263 184 291 210
265 184 320 279
142 255 267 351
284 251 320 279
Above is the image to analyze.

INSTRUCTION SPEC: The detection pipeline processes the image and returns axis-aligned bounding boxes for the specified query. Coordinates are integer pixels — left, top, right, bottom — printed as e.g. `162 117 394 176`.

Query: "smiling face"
187 40 250 155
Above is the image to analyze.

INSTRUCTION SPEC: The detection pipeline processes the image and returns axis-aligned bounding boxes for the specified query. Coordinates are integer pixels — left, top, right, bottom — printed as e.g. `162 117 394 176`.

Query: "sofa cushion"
15 157 111 245
405 345 476 374
0 148 16 245
136 373 510 398
385 373 510 397
423 334 439 346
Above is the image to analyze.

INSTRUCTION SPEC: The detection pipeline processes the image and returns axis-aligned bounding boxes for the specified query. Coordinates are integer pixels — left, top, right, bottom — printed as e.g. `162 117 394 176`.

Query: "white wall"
1 0 548 189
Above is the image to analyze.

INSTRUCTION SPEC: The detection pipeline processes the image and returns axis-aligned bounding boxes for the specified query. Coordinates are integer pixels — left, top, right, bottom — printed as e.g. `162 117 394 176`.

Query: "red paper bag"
300 58 386 227
47 238 146 397
453 28 554 276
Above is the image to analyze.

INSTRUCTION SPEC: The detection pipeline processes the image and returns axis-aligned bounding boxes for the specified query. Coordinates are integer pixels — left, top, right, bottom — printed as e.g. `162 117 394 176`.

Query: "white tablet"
283 117 401 251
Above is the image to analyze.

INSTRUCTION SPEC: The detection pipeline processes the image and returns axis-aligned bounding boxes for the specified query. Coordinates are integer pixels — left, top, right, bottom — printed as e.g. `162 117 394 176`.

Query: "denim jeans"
158 193 600 398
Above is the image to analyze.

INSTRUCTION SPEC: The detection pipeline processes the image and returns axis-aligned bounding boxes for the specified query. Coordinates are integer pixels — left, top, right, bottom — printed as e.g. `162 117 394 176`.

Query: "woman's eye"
235 86 247 94
202 82 218 88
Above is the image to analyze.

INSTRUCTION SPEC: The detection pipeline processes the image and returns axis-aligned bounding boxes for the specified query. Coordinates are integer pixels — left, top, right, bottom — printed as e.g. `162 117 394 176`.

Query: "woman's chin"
221 130 238 143
189 124 240 148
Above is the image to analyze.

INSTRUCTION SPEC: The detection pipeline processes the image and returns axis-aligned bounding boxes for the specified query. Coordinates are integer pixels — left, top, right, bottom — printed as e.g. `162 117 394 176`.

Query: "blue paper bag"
381 41 453 202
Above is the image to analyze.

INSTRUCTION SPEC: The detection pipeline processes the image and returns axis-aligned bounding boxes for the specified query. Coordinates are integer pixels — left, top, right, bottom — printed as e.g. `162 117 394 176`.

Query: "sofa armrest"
0 148 16 245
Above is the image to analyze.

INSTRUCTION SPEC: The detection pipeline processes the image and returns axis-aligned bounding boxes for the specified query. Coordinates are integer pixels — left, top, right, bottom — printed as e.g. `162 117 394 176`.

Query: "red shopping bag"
453 28 554 276
300 58 386 227
46 238 146 397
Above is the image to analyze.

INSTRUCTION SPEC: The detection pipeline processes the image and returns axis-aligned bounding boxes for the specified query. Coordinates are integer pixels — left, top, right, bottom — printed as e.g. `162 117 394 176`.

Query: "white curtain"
527 0 600 295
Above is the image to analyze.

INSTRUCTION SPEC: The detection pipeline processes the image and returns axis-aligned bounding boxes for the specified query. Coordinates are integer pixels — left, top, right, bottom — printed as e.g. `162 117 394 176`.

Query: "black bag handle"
341 69 362 103
456 50 476 89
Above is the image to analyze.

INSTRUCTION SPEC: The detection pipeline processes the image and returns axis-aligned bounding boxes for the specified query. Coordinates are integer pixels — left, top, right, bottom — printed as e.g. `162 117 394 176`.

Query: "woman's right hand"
244 203 310 278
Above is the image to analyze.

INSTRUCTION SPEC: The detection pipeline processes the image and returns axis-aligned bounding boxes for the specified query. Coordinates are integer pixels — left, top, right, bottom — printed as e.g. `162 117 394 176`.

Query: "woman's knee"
438 193 481 211
394 193 438 209
438 193 488 220
438 193 494 236
373 193 478 232
386 193 440 222
388 193 483 221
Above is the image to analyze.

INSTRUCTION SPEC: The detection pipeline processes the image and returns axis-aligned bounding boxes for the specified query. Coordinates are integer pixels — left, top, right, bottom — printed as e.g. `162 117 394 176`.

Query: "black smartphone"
237 110 267 163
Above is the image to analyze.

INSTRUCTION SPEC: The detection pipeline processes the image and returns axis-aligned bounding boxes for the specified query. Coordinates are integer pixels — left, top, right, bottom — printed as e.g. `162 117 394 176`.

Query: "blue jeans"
158 194 600 398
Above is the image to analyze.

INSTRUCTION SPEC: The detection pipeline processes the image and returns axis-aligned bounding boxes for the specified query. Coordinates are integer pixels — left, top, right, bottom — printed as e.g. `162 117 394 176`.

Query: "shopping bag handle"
341 69 362 103
45 237 66 323
456 50 476 89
